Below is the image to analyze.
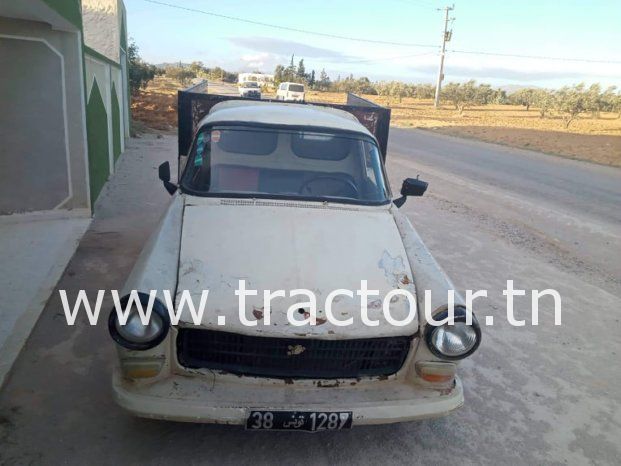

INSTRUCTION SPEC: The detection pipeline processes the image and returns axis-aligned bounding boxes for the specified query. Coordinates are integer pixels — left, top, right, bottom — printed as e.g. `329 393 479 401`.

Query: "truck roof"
198 100 373 137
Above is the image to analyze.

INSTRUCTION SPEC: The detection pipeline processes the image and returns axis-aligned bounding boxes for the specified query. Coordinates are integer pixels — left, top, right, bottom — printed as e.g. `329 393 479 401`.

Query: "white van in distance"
276 82 305 102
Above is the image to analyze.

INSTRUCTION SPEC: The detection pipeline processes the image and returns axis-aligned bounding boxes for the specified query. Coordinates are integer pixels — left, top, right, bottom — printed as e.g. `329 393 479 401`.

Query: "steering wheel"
298 175 359 199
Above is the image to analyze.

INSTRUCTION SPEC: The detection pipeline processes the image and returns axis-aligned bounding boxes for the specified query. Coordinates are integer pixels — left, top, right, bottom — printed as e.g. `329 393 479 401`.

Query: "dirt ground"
131 77 178 133
132 77 621 166
304 91 621 167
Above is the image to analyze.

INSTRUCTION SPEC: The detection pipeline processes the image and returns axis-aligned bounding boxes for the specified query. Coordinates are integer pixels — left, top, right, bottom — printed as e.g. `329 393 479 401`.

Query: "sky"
126 0 621 88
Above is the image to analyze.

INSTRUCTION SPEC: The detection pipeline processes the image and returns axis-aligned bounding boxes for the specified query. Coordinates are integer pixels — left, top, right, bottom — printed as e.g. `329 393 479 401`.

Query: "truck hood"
176 197 417 338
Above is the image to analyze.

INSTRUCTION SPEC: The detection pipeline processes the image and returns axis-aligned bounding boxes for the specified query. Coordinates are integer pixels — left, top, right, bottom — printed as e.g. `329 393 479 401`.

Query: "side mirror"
158 161 171 182
401 177 428 197
158 162 177 195
394 177 428 208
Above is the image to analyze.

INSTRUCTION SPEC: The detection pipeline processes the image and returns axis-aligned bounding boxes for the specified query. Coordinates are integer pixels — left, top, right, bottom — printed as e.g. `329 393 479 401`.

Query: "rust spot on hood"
368 299 382 310
302 311 327 325
287 344 306 356
252 306 264 320
317 380 340 388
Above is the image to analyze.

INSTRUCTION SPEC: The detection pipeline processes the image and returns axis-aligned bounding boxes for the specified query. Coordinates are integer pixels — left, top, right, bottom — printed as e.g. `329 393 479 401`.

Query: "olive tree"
375 81 406 106
442 80 490 115
511 88 537 111
600 86 620 117
127 40 156 95
584 83 603 118
413 83 436 99
554 83 586 129
533 89 556 118
165 65 195 86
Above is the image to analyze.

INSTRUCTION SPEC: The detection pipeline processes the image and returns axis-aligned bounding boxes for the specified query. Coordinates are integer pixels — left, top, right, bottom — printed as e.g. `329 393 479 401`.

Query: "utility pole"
434 4 454 108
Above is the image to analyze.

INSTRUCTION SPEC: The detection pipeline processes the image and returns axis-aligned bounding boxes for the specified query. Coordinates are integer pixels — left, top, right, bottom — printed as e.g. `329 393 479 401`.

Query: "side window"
363 142 380 187
280 83 286 90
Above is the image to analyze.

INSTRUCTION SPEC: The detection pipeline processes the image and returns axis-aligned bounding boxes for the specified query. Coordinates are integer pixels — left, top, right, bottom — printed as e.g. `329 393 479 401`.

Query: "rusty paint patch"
302 311 327 325
317 380 340 388
287 344 306 356
368 299 382 310
252 306 264 320
401 275 411 285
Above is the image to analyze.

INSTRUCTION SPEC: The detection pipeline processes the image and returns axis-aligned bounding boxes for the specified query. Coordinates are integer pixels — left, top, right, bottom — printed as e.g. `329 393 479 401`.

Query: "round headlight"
425 306 481 360
108 293 170 350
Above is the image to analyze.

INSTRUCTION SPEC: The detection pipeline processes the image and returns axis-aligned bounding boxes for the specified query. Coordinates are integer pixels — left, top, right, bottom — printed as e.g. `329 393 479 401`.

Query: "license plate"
246 410 352 432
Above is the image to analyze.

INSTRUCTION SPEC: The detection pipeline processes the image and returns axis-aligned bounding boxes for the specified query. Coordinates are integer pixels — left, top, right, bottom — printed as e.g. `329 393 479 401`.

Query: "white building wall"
82 0 120 62
0 17 89 213
238 73 275 84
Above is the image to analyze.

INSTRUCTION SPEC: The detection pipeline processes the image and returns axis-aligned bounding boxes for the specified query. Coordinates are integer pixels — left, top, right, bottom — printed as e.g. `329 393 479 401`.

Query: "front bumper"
113 368 464 425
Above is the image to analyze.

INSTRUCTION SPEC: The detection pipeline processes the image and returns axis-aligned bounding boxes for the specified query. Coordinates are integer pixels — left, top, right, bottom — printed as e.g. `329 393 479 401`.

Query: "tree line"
509 84 620 127
271 57 621 129
128 43 621 130
128 40 160 95
164 61 238 85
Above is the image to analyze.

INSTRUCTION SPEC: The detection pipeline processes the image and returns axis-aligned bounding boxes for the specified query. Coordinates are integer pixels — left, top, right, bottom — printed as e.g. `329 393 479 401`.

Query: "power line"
139 0 621 65
141 0 438 49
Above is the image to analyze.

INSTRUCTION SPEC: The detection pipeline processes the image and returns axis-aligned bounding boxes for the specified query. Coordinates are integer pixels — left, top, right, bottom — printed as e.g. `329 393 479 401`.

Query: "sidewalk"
0 210 90 388
0 133 176 393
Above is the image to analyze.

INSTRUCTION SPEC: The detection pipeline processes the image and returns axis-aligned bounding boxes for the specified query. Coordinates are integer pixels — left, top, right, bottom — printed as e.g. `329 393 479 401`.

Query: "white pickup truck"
108 95 481 431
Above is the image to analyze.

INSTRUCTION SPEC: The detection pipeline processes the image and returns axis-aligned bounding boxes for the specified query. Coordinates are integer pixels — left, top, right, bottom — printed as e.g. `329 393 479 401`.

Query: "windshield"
243 82 259 88
288 84 304 93
181 126 390 205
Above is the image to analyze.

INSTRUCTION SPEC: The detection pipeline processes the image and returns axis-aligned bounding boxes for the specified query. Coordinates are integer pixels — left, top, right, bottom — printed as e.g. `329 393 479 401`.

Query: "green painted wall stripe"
41 0 82 29
84 46 121 68
111 83 122 161
86 78 110 206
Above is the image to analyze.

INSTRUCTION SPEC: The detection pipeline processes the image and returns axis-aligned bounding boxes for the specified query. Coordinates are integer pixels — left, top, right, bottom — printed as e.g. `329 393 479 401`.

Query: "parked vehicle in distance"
108 97 481 431
238 81 261 99
276 82 305 101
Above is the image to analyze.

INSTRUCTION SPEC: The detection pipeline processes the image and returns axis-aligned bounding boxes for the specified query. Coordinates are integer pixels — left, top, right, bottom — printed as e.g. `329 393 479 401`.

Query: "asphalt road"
1 129 620 465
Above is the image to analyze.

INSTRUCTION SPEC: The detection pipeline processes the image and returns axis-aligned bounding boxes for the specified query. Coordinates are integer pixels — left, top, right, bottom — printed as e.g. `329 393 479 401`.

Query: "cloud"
409 64 588 81
406 54 621 83
240 52 271 69
228 36 348 59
